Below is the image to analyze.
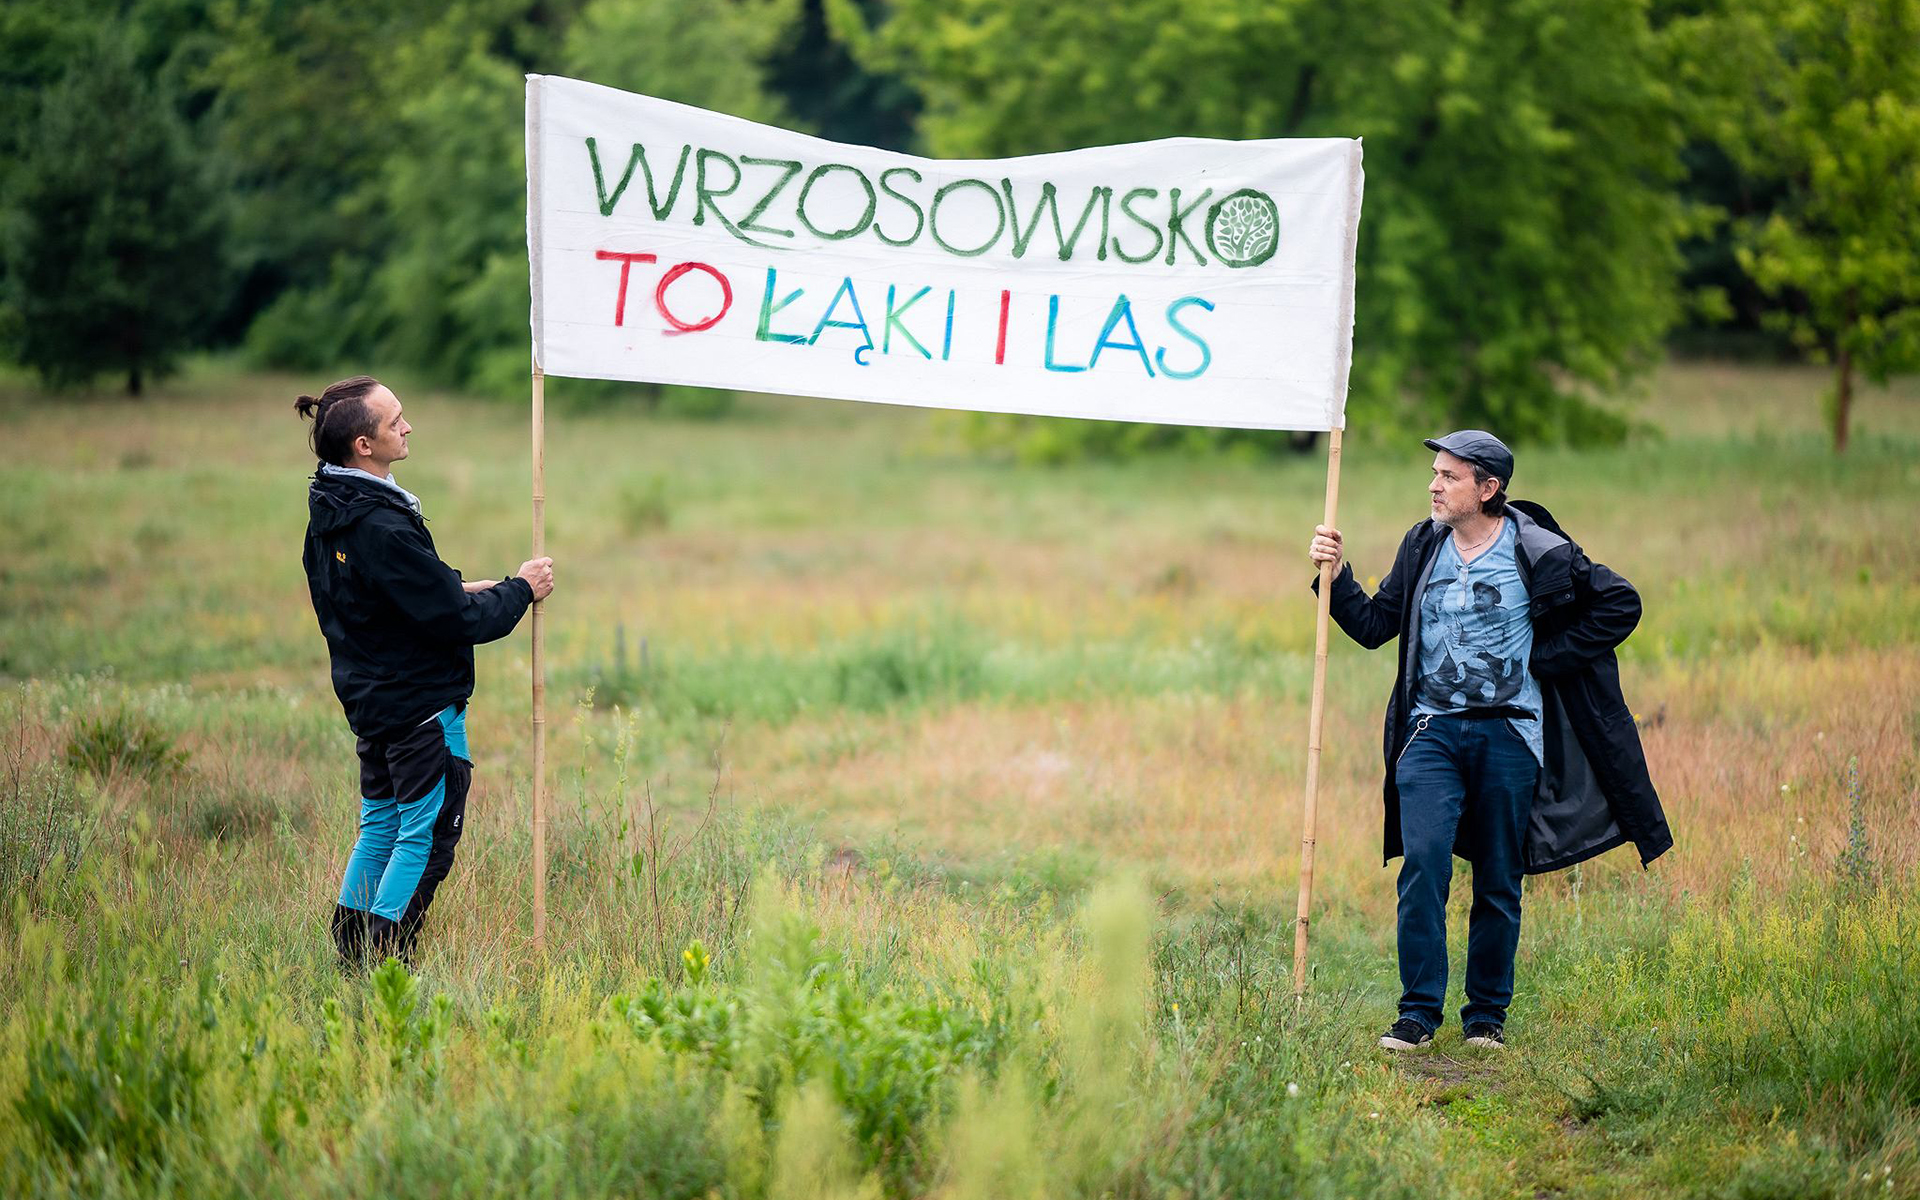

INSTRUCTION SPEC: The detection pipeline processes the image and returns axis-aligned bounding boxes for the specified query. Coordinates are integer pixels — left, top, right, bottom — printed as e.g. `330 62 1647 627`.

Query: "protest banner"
524 75 1363 974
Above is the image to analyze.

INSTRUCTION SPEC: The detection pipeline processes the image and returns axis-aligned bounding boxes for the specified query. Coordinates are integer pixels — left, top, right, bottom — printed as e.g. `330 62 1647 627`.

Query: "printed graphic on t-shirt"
1410 521 1546 765
1414 574 1529 710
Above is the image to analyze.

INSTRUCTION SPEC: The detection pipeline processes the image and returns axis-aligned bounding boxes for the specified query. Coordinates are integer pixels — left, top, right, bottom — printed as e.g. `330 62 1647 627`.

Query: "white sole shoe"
1464 1033 1506 1050
1379 1034 1433 1051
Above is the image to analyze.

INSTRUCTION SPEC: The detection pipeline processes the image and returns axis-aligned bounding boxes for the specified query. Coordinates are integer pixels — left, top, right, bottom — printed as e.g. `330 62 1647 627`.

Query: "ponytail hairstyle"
293 376 384 467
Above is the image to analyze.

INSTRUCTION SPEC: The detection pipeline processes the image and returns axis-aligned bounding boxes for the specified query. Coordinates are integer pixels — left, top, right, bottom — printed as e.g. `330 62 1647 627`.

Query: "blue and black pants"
1392 711 1540 1033
331 704 471 967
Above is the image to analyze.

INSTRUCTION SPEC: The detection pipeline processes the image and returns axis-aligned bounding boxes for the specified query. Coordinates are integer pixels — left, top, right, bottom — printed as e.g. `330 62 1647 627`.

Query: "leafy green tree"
199 0 461 368
769 0 920 151
207 0 801 404
1 35 228 394
364 38 529 393
835 0 1694 452
348 0 802 402
0 7 96 200
1696 0 1920 452
565 0 802 126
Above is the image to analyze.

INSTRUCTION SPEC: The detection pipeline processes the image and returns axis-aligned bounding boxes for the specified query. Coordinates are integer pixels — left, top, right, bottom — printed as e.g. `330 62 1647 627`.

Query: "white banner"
527 75 1363 431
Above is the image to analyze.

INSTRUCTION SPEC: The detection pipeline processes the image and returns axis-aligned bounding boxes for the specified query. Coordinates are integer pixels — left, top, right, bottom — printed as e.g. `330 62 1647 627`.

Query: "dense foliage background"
0 0 1914 446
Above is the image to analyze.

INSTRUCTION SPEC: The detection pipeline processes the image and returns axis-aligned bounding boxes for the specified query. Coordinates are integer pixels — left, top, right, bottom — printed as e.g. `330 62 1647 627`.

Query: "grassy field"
1 358 1917 1198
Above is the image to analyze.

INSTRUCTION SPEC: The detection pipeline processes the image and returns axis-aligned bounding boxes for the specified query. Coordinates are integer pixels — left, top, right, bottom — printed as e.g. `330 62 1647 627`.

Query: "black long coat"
1314 500 1673 874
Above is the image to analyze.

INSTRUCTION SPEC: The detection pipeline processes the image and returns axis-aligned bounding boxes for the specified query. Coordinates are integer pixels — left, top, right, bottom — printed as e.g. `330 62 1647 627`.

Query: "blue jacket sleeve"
364 520 534 646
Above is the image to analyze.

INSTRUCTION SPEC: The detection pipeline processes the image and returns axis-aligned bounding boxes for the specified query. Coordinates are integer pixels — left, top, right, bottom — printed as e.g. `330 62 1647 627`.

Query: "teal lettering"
1088 294 1154 377
1155 296 1214 380
942 290 955 360
1043 295 1085 373
883 285 932 359
808 276 873 348
756 268 807 343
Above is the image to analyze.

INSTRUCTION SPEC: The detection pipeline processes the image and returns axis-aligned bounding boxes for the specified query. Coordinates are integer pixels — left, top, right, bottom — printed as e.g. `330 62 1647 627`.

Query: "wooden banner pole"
1293 426 1343 1001
531 367 548 954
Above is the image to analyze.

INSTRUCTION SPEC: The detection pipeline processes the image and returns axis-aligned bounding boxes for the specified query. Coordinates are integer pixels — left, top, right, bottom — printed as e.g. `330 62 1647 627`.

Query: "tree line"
0 0 1912 451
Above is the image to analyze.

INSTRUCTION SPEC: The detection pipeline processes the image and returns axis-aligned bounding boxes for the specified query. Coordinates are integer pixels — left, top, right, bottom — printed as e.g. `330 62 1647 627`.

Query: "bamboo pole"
1293 426 1344 1001
531 367 547 954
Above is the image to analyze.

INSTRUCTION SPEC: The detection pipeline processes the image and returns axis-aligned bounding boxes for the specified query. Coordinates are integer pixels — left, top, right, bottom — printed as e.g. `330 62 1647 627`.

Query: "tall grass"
1 358 1917 1196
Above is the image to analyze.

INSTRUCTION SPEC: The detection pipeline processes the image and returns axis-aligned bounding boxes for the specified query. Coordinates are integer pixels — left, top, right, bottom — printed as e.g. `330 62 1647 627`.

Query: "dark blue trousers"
1392 713 1539 1033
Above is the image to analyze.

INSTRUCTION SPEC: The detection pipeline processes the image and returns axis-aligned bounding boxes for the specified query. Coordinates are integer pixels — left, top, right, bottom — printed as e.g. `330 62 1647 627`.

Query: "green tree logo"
1207 189 1280 268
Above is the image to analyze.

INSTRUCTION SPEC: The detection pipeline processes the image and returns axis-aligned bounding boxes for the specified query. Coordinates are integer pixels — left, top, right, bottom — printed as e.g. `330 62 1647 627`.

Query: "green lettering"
1001 181 1109 262
1056 187 1106 262
929 178 1006 258
875 167 925 247
797 163 877 241
1001 180 1059 259
694 148 777 248
738 156 802 240
587 137 690 220
1110 188 1163 265
1164 187 1213 266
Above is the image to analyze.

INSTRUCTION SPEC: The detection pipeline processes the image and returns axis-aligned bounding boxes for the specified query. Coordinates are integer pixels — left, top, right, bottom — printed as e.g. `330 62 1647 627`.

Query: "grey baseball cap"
1423 429 1514 486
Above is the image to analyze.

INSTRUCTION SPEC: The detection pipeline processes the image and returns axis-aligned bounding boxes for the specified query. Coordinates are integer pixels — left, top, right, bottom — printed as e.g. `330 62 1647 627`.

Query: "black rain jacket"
302 468 534 742
1314 500 1673 874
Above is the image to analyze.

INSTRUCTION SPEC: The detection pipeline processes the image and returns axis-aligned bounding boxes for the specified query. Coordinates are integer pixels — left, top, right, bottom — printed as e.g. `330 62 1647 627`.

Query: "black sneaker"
1379 1017 1434 1051
1463 1021 1506 1050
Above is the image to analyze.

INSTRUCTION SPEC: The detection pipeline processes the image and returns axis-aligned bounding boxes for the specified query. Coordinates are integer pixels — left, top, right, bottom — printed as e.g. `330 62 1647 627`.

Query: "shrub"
62 709 186 781
0 755 85 902
657 384 737 419
610 905 1031 1196
617 473 672 535
829 628 984 712
14 998 206 1176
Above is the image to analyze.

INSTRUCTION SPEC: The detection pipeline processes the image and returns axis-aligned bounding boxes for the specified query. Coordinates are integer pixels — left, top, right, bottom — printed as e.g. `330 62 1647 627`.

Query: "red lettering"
654 262 734 335
595 250 658 326
995 289 1011 365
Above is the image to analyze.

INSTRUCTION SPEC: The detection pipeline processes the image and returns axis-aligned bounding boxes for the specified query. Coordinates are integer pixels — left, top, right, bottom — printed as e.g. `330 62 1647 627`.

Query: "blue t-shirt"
1411 519 1544 765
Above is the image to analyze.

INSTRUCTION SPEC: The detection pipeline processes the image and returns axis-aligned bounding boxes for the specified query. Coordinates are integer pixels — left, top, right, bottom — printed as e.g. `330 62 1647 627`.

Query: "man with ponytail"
296 376 554 969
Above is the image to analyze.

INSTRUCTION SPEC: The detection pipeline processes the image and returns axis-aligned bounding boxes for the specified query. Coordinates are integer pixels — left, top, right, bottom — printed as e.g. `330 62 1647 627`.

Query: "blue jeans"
1393 713 1539 1033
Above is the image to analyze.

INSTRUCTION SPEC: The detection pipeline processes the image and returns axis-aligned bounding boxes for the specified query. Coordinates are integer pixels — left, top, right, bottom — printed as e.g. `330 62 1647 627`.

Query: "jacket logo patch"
335 550 347 564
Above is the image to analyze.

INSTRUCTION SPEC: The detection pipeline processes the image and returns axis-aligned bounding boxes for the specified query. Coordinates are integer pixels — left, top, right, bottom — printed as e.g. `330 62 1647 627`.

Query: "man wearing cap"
1307 431 1671 1052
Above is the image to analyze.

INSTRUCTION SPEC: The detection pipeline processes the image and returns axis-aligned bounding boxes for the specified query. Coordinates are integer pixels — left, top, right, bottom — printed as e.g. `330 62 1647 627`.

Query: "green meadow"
2 359 1917 1198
